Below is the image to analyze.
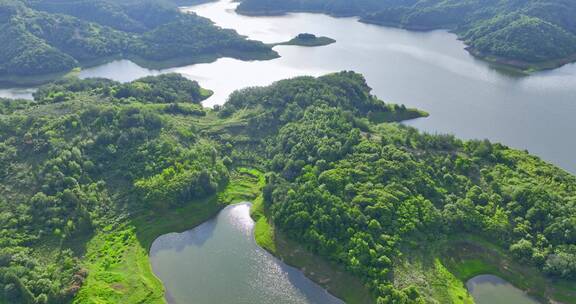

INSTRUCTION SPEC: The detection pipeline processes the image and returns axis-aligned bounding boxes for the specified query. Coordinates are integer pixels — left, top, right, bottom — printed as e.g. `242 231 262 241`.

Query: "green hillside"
0 72 574 303
0 0 276 81
237 0 576 70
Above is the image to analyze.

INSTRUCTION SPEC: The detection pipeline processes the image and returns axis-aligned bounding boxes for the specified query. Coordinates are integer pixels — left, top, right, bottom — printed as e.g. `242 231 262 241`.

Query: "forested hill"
237 0 576 70
0 72 422 303
0 0 276 80
222 71 576 302
0 71 574 303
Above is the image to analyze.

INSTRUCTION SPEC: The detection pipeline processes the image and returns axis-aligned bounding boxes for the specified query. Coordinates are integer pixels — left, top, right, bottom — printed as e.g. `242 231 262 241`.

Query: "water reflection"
149 203 342 304
466 275 540 304
4 0 576 173
150 219 217 253
0 87 36 100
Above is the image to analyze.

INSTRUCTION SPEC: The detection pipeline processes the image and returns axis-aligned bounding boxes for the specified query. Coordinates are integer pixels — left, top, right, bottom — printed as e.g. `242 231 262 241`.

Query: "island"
273 33 336 47
236 0 576 72
1 71 575 304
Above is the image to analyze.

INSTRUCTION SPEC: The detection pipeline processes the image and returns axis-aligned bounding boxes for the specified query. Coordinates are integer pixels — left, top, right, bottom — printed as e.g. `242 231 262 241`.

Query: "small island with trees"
237 0 576 72
0 71 575 304
274 33 336 47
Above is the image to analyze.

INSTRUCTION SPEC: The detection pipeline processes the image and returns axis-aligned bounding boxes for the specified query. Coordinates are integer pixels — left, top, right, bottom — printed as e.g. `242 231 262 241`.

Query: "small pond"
149 203 343 304
466 274 541 304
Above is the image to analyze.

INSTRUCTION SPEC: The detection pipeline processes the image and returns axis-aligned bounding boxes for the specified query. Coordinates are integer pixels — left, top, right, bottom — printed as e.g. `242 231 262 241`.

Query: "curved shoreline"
270 34 336 47
147 201 347 304
237 7 576 73
249 194 376 303
141 168 372 304
0 49 279 87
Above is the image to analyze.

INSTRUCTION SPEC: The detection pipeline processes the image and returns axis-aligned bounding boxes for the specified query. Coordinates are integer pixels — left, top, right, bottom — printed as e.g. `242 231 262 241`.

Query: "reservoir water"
1 0 575 173
149 203 343 304
466 275 541 304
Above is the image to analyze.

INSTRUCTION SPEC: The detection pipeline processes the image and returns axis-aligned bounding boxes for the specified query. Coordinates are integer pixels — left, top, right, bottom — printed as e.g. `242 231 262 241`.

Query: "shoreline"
270 35 336 48
236 7 357 18
76 168 263 303
247 175 574 304
136 168 363 304
434 235 576 304
237 8 576 73
0 49 279 88
249 192 377 303
5 4 575 88
465 47 576 74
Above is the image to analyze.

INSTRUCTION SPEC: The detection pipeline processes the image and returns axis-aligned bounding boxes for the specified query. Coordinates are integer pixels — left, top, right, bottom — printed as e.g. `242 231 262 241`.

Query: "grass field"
251 194 277 254
74 168 264 304
394 247 474 304
247 169 278 254
396 235 576 304
441 236 576 304
71 166 575 304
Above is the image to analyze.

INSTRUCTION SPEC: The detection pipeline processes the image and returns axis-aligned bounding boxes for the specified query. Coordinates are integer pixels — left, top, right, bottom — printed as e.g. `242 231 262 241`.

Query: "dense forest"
0 71 574 303
0 0 276 79
236 0 576 69
221 71 576 303
0 73 229 303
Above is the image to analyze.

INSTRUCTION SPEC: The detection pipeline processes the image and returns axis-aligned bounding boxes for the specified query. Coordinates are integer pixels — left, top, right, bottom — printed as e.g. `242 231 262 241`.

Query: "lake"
466 275 541 304
1 0 575 174
149 203 343 304
0 87 36 99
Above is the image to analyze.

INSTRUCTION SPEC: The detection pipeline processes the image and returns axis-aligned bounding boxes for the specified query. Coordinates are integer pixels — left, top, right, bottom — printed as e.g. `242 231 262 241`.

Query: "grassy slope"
394 247 475 304
74 168 264 304
396 235 576 304
247 171 278 254
76 164 372 304
442 236 576 304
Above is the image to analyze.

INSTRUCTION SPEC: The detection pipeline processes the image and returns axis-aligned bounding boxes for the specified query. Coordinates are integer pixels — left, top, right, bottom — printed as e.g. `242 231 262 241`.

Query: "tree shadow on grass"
62 227 95 258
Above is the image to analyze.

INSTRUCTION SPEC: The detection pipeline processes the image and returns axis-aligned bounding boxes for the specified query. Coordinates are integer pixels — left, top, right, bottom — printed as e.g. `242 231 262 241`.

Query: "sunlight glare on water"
5 0 576 173
149 203 343 304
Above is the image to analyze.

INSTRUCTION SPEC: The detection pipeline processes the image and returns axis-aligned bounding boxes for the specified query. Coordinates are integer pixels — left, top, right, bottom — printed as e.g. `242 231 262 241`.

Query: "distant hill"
237 0 576 71
0 71 574 304
0 0 276 81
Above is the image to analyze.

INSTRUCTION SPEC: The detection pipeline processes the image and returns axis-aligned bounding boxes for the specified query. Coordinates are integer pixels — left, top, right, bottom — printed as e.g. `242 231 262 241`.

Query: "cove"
82 0 576 174
149 203 343 304
466 275 541 304
2 0 576 174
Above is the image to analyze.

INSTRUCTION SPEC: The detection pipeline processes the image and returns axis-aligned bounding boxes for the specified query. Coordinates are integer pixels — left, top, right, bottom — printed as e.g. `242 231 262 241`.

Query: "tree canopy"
0 71 574 303
0 0 276 78
237 0 576 68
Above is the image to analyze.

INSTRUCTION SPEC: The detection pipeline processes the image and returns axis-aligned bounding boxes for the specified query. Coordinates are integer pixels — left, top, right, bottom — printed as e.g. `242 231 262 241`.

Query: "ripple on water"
5 0 576 174
149 203 343 304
